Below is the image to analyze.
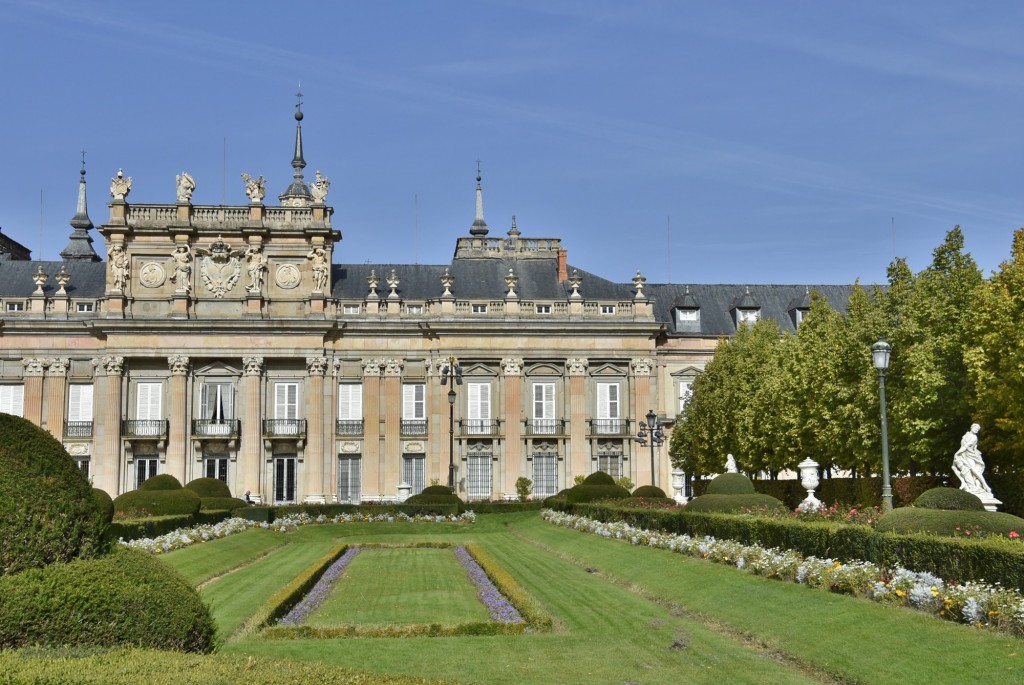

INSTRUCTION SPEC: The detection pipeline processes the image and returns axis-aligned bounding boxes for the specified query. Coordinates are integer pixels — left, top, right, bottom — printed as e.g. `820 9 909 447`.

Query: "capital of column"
22 358 47 377
168 355 190 375
362 358 383 377
630 357 655 376
306 356 328 376
242 356 264 376
500 357 524 376
94 355 125 376
45 358 70 376
565 357 589 377
383 358 404 377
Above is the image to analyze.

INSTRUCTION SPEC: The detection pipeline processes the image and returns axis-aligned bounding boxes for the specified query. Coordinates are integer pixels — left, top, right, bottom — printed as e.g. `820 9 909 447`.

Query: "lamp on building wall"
871 337 893 512
439 356 463 490
635 409 664 486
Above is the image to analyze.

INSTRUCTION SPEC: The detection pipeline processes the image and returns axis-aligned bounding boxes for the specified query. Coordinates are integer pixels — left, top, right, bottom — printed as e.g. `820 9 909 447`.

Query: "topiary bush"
875 508 1024 537
404 492 464 513
617 497 677 508
113 489 201 518
582 471 615 486
632 485 667 499
705 473 756 495
0 414 106 576
139 474 184 491
913 487 985 511
542 490 569 508
565 483 631 504
685 493 787 514
199 497 247 512
0 546 215 652
420 484 456 496
183 477 231 499
92 488 115 525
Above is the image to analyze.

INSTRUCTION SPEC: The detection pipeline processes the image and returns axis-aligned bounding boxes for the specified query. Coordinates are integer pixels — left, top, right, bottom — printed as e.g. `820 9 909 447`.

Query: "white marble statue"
175 172 196 203
725 454 738 473
310 170 330 203
953 423 993 497
241 173 266 203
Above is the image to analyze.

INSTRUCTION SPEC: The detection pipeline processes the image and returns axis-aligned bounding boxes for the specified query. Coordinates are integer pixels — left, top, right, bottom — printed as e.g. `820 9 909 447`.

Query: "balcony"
400 419 428 436
588 419 633 436
263 419 306 437
63 421 93 439
525 419 566 436
122 419 168 438
459 419 502 437
192 419 240 438
335 419 364 436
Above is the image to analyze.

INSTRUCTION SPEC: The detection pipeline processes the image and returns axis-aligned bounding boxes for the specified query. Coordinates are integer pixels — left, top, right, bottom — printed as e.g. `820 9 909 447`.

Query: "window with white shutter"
532 383 555 434
596 382 620 434
402 384 427 435
467 382 491 435
0 385 25 417
135 382 162 436
274 383 298 419
67 384 94 422
337 384 363 435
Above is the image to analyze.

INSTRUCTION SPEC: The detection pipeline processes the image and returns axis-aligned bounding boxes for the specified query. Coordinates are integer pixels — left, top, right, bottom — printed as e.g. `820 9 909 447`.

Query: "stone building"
0 111 851 504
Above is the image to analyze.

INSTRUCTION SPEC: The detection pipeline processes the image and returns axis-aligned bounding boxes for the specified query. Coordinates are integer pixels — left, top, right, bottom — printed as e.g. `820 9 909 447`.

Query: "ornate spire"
469 162 489 236
279 86 313 207
61 153 100 262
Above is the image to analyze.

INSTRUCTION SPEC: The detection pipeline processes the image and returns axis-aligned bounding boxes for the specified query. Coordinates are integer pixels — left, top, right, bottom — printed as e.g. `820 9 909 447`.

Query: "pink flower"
1010 531 1020 539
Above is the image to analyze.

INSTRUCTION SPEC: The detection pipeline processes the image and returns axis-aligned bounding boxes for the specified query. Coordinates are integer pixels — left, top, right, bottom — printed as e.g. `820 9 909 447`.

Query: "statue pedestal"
976 492 1002 512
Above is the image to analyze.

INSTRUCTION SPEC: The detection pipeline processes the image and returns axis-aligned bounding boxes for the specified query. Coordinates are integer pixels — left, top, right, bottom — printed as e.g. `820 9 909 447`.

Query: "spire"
469 161 489 236
278 85 313 207
61 153 100 262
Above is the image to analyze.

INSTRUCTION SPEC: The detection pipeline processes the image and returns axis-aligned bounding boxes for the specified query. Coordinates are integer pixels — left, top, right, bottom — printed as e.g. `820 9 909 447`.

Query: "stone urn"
797 458 822 512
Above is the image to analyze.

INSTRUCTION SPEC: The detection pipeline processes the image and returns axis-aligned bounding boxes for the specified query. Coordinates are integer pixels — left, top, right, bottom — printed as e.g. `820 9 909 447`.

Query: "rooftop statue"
175 172 196 203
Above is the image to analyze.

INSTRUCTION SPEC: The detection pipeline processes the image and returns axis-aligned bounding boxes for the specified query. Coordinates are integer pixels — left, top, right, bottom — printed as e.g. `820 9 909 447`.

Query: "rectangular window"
76 303 95 313
135 382 163 436
274 456 297 504
0 384 25 417
273 382 300 435
343 304 361 315
200 383 234 421
204 457 229 483
6 302 24 312
597 454 623 479
135 457 158 489
406 304 423 315
532 454 558 496
402 383 427 435
535 304 551 314
596 382 621 434
600 305 616 315
738 309 760 324
402 455 425 495
74 458 90 479
466 454 492 499
68 384 94 421
532 382 556 434
337 383 363 434
678 381 692 413
338 455 361 503
472 304 488 314
467 382 491 435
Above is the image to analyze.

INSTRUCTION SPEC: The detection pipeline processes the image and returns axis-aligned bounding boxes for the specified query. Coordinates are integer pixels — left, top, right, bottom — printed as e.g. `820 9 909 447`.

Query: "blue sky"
1 1 1021 286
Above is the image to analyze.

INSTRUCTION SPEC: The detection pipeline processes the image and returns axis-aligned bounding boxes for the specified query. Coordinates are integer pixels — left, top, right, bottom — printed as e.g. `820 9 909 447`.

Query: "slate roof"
0 261 106 298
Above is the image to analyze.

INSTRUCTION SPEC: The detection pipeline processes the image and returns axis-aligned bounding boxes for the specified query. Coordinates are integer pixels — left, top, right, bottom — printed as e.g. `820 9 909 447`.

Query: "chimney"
557 249 568 282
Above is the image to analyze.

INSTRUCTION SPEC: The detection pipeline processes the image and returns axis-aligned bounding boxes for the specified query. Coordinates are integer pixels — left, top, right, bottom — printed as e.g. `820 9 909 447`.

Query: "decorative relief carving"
139 261 166 288
245 244 267 294
108 244 129 292
198 237 242 298
275 264 301 289
100 355 124 375
310 170 330 203
65 443 90 456
110 168 131 200
339 441 360 453
332 358 344 377
500 358 524 376
306 356 328 376
630 357 655 376
307 247 329 293
46 358 70 375
383 359 404 377
175 172 196 203
361 358 383 376
242 356 264 376
241 173 266 203
170 244 192 294
403 441 425 454
168 355 190 375
22 358 46 376
566 357 589 376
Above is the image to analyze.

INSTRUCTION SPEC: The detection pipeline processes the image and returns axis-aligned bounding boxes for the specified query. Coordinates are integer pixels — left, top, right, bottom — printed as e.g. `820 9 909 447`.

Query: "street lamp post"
871 337 893 512
635 409 664 486
439 356 462 491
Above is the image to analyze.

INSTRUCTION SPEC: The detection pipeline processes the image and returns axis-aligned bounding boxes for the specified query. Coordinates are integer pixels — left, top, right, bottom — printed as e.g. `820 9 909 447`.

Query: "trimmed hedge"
184 477 231 498
706 473 755 495
113 489 201 518
583 471 616 486
468 500 544 513
617 497 678 508
421 484 456 496
686 493 787 514
0 546 215 652
876 508 1024 537
552 501 1024 591
0 414 106 575
693 475 946 510
105 514 196 542
138 474 184 491
913 487 985 511
200 496 248 512
92 488 115 525
565 483 631 504
403 493 465 514
632 485 667 499
231 503 470 523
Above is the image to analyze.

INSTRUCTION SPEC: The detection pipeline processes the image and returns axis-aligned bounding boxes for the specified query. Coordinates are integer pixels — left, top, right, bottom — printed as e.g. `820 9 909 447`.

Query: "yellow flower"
895 589 906 598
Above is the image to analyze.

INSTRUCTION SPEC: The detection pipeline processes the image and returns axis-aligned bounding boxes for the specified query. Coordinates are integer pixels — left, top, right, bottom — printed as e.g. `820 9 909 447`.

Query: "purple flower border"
454 546 524 624
278 547 361 625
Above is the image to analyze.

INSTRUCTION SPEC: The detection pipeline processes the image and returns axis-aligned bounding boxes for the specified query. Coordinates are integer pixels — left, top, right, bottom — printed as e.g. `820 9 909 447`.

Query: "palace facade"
0 113 851 504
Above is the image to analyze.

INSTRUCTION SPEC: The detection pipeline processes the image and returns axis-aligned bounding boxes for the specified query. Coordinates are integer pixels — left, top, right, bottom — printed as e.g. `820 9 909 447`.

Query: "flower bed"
543 509 1024 638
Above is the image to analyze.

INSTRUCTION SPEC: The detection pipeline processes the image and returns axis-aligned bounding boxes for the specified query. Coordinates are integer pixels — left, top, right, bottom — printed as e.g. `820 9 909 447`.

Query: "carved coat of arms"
197 237 243 298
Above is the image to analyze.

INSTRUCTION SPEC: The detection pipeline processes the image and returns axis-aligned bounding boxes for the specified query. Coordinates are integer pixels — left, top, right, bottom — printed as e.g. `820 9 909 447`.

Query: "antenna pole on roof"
667 214 671 284
39 188 44 260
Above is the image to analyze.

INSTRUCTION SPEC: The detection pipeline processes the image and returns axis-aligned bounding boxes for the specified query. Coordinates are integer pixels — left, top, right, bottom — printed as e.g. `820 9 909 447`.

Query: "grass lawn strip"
162 527 287 587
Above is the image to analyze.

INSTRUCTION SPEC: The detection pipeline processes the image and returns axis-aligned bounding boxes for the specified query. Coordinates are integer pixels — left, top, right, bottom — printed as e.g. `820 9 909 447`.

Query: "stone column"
501 358 524 500
303 356 328 503
167 355 189 484
566 358 589 484
631 357 656 487
44 358 70 441
94 355 124 495
361 359 383 499
240 357 264 502
382 359 403 496
22 358 46 426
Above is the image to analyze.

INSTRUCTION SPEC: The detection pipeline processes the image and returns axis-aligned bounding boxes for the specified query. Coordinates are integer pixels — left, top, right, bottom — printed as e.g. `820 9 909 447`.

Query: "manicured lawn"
161 528 286 586
307 548 490 626
160 512 1024 685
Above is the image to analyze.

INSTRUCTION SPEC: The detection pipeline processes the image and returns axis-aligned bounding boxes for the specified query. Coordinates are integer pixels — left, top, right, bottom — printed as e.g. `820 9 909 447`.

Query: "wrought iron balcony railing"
121 419 168 438
400 419 428 436
459 419 502 437
63 421 93 438
262 419 306 437
192 419 240 438
525 419 565 436
588 419 633 436
335 419 364 436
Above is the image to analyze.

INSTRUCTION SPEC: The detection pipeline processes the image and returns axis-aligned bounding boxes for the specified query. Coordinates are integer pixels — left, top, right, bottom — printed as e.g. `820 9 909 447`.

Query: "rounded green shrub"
565 483 631 504
404 492 464 513
705 473 756 495
618 496 677 508
685 493 787 514
542 490 569 508
875 507 1024 537
913 487 985 512
0 546 215 652
199 497 247 512
0 414 106 575
138 474 183 491
183 477 231 498
632 485 668 499
113 489 201 518
92 488 115 525
582 471 615 486
420 484 456 496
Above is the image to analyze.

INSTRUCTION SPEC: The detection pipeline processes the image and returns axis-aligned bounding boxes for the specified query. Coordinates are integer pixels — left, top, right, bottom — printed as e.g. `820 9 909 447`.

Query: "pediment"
526 363 562 376
461 362 497 377
194 361 240 376
589 363 625 377
670 366 702 378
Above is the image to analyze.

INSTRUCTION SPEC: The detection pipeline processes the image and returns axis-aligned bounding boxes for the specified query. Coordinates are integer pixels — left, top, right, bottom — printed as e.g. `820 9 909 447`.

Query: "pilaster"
631 357 655 486
94 355 124 495
361 359 383 498
501 358 523 499
382 359 403 495
566 357 589 482
22 358 46 426
304 356 327 503
241 357 264 502
44 358 70 442
167 355 189 483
